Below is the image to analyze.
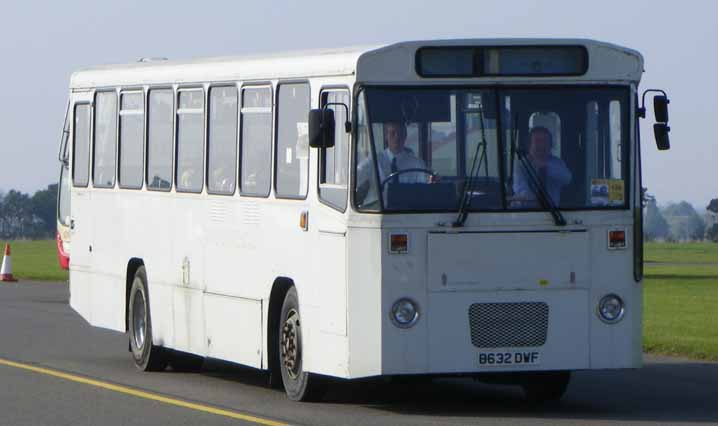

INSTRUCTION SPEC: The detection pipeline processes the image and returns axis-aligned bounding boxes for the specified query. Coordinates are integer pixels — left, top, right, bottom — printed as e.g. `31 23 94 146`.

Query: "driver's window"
319 89 349 211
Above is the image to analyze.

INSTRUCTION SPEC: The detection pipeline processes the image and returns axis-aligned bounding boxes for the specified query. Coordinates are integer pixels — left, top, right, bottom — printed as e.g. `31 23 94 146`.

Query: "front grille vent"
468 302 549 348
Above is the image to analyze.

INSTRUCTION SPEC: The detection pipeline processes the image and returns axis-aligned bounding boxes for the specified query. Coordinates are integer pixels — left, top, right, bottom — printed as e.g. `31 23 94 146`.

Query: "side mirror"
308 108 335 148
654 95 669 123
653 123 670 150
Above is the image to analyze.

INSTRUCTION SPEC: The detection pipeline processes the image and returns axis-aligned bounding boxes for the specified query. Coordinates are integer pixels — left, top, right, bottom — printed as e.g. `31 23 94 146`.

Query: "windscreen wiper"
512 138 567 227
453 106 488 227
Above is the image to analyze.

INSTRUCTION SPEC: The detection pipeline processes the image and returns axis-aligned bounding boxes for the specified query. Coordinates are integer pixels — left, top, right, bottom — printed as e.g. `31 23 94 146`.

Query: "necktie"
391 157 399 184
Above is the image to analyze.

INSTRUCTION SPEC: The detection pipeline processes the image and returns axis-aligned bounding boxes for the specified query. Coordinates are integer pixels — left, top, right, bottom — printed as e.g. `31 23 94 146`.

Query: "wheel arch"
267 276 295 385
125 258 144 332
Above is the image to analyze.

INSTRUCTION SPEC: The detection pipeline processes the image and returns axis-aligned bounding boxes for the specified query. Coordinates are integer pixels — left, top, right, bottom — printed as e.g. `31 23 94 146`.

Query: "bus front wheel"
278 286 325 401
128 266 168 372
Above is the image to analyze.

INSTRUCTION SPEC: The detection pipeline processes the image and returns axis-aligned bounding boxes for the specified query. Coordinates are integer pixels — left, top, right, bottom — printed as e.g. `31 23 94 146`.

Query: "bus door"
313 88 350 336
68 91 96 321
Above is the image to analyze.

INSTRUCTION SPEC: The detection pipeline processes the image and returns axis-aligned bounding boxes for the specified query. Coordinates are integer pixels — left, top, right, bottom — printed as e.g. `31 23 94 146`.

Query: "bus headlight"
390 298 419 328
597 294 625 323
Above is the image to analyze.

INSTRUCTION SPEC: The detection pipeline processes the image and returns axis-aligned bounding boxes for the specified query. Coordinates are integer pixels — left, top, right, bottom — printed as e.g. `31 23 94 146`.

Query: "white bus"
59 39 671 401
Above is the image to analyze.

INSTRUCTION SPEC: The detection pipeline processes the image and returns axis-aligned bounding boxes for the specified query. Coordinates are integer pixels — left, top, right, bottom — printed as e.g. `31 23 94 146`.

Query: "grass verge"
643 243 718 361
0 240 68 282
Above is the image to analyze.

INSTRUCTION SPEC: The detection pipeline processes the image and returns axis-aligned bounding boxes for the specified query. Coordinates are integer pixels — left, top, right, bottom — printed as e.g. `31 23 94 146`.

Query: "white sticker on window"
286 147 293 164
296 122 309 160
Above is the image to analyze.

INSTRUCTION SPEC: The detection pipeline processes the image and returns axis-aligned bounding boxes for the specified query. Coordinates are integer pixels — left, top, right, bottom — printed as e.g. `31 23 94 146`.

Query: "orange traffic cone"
1 244 18 282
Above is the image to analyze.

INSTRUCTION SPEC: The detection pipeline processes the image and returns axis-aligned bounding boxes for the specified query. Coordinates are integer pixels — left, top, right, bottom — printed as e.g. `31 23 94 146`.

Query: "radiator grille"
468 302 549 348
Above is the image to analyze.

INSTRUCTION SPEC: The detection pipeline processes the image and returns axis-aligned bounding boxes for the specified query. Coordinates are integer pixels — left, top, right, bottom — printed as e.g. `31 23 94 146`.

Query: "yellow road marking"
0 358 287 426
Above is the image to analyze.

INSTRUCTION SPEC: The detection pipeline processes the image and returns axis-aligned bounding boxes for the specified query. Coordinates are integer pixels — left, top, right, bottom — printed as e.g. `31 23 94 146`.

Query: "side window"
239 86 272 197
147 89 174 191
275 83 310 199
93 91 118 188
176 88 205 193
207 86 238 195
119 91 144 189
72 104 91 187
319 89 349 210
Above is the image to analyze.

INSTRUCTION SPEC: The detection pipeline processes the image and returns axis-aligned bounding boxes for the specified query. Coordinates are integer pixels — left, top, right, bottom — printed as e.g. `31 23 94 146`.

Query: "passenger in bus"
512 126 572 207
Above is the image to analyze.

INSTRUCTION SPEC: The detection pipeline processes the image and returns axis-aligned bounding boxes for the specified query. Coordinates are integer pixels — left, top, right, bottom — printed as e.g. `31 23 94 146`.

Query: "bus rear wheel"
278 287 325 401
128 266 168 372
521 371 571 403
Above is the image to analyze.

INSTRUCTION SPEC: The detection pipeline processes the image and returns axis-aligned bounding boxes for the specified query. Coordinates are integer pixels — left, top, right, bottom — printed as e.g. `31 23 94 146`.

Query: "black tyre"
128 266 168 372
279 287 325 401
521 371 571 403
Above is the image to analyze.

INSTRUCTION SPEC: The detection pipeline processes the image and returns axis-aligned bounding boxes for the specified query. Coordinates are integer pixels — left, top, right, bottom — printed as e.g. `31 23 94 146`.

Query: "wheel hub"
281 309 301 379
132 283 147 350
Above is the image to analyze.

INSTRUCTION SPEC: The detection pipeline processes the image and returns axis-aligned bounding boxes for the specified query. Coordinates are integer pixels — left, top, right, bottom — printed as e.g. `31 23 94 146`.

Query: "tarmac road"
1 281 717 426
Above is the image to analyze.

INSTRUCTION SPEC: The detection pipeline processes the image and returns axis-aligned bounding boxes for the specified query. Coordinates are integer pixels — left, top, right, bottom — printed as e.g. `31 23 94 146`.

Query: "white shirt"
376 148 429 184
356 147 429 207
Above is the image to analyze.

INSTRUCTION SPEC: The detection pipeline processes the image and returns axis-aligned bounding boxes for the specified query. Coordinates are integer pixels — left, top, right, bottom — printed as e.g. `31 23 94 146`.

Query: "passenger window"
176 88 205 193
239 86 272 197
319 89 349 210
93 91 118 188
72 104 91 187
147 89 174 191
275 83 310 199
208 86 238 195
119 91 144 189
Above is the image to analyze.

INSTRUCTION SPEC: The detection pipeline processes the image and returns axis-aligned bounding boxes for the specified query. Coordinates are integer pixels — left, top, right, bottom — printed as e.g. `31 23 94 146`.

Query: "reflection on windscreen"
354 87 629 212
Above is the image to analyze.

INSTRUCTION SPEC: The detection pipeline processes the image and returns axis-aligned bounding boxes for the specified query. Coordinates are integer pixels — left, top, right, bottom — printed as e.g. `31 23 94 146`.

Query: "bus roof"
70 39 643 89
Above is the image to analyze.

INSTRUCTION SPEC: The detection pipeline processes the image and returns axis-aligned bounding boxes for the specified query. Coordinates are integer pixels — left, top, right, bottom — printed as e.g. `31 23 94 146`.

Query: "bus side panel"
171 196 207 356
588 224 642 369
345 227 383 378
90 191 128 331
70 189 125 332
69 188 93 324
204 294 262 367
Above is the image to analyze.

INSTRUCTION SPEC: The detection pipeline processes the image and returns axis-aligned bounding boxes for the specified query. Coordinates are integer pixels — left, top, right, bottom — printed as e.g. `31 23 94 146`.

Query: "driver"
375 121 429 184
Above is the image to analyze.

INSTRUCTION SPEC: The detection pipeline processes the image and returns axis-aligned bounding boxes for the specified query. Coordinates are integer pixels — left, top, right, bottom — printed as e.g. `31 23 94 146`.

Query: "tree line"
0 185 58 239
645 195 718 242
1 184 717 242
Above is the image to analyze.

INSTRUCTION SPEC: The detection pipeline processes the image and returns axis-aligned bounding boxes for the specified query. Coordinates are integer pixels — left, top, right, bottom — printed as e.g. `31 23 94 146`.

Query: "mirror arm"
639 89 668 119
324 102 352 133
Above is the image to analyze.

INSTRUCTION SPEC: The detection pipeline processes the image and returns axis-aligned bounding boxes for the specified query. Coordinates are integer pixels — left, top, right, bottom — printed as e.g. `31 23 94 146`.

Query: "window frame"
273 80 311 201
317 86 351 212
92 89 119 189
146 86 176 192
238 83 274 198
71 101 92 188
206 83 239 197
118 88 146 190
175 86 206 194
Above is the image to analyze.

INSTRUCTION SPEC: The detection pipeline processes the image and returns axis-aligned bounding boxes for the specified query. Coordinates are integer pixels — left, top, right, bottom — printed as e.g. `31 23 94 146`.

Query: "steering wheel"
380 168 437 191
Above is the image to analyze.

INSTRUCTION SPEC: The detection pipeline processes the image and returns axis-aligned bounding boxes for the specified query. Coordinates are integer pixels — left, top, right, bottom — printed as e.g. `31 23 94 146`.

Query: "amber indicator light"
390 234 408 253
299 211 308 231
608 230 626 249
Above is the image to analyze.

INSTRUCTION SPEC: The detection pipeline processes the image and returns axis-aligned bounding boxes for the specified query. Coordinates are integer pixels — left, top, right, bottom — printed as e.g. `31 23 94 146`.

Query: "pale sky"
1 0 714 209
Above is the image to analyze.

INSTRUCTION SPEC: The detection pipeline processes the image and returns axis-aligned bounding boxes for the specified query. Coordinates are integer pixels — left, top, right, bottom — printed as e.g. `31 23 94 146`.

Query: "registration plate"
478 351 541 366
